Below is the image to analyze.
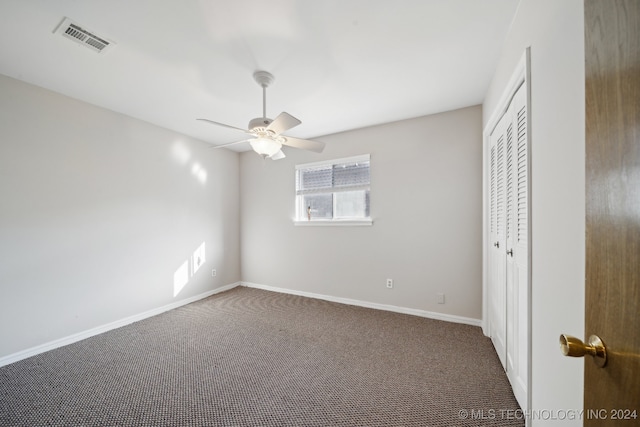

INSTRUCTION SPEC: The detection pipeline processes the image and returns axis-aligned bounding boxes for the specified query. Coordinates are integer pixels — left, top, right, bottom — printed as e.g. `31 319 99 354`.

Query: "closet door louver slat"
496 136 505 241
490 146 496 235
516 105 528 244
506 122 514 242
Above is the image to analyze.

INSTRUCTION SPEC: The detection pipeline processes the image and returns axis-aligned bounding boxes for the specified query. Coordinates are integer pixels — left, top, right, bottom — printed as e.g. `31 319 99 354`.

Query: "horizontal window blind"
296 155 370 195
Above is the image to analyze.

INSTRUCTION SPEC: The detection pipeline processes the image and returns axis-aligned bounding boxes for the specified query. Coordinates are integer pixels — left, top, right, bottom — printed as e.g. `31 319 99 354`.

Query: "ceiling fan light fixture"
250 137 282 158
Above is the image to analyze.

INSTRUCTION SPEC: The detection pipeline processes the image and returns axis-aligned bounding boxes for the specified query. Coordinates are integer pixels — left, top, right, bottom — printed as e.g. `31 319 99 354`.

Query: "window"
295 154 371 225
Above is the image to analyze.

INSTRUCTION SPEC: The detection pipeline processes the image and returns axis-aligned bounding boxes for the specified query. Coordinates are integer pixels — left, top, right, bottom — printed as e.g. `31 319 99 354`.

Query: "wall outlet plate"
386 279 393 288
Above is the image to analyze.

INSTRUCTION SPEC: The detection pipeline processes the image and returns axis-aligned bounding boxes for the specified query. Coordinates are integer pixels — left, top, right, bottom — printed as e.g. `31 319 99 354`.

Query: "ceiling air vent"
53 17 115 54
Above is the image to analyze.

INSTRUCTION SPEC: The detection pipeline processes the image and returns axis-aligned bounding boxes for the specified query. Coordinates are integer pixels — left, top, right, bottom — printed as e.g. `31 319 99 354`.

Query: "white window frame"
294 154 372 227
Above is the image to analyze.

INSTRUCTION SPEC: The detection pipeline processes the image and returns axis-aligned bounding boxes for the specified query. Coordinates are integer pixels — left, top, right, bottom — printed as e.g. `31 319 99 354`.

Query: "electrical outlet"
386 279 393 289
437 293 445 304
212 269 217 277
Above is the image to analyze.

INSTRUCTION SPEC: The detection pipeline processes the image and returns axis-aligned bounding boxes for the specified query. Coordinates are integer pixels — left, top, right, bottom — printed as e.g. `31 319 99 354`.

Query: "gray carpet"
0 287 523 426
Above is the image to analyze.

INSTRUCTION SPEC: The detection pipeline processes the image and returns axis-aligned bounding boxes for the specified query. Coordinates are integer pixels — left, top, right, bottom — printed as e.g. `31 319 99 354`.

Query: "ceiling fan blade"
266 112 301 135
271 150 286 160
281 136 325 153
208 139 252 149
197 118 248 133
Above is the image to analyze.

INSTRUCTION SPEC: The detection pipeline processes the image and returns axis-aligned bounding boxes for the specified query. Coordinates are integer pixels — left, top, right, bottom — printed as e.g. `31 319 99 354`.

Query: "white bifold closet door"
489 111 508 369
488 81 529 410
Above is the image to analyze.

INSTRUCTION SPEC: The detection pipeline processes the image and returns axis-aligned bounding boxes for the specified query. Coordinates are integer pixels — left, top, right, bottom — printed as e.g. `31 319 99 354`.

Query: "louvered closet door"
505 114 516 378
505 83 528 409
488 112 508 369
488 79 529 411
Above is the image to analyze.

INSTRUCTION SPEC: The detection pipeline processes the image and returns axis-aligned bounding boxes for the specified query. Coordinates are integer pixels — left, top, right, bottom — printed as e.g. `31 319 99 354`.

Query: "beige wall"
0 74 241 359
240 105 483 321
483 0 585 423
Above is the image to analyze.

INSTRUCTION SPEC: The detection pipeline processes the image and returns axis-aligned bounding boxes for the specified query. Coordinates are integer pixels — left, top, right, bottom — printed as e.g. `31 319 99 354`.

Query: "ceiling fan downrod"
253 70 274 120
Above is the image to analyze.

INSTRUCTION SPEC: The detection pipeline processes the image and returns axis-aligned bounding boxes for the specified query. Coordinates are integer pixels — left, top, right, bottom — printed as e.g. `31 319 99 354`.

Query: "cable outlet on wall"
212 269 217 277
386 279 393 289
437 293 445 304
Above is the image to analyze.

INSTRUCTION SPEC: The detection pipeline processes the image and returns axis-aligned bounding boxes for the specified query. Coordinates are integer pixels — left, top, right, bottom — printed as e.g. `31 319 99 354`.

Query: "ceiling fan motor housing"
248 117 273 131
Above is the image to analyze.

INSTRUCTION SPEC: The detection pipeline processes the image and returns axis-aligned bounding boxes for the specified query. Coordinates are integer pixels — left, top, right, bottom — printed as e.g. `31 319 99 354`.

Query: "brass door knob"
559 334 607 367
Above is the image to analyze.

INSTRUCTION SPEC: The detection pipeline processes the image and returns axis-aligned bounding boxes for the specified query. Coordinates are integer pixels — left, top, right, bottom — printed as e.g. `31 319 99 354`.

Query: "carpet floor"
0 287 523 426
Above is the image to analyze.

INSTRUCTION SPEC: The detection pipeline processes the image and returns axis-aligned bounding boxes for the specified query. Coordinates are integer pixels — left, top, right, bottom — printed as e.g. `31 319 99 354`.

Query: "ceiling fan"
198 71 325 160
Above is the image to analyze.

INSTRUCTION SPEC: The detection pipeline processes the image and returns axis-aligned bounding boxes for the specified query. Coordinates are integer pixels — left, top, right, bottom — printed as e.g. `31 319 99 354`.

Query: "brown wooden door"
584 0 640 424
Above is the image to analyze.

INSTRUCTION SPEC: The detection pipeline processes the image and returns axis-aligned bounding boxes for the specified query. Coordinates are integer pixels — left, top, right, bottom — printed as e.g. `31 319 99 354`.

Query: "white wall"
483 0 585 424
0 74 241 359
241 106 483 321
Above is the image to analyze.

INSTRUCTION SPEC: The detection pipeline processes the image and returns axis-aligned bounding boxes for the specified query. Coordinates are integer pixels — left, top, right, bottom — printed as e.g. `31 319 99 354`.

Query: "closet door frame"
482 48 531 412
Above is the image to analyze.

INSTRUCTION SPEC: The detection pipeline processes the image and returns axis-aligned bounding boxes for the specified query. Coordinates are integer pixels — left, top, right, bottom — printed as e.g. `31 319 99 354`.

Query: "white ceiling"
0 0 519 151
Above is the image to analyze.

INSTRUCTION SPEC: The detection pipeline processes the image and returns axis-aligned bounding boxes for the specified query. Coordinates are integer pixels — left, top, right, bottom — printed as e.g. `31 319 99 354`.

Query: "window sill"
294 219 373 227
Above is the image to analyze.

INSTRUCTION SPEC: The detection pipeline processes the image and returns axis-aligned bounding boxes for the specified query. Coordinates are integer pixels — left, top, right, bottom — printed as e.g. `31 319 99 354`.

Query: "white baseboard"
0 282 240 368
241 282 481 327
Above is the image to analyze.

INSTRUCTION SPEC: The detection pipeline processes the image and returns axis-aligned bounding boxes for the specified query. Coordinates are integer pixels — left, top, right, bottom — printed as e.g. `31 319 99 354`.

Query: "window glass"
304 194 333 219
335 190 368 218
